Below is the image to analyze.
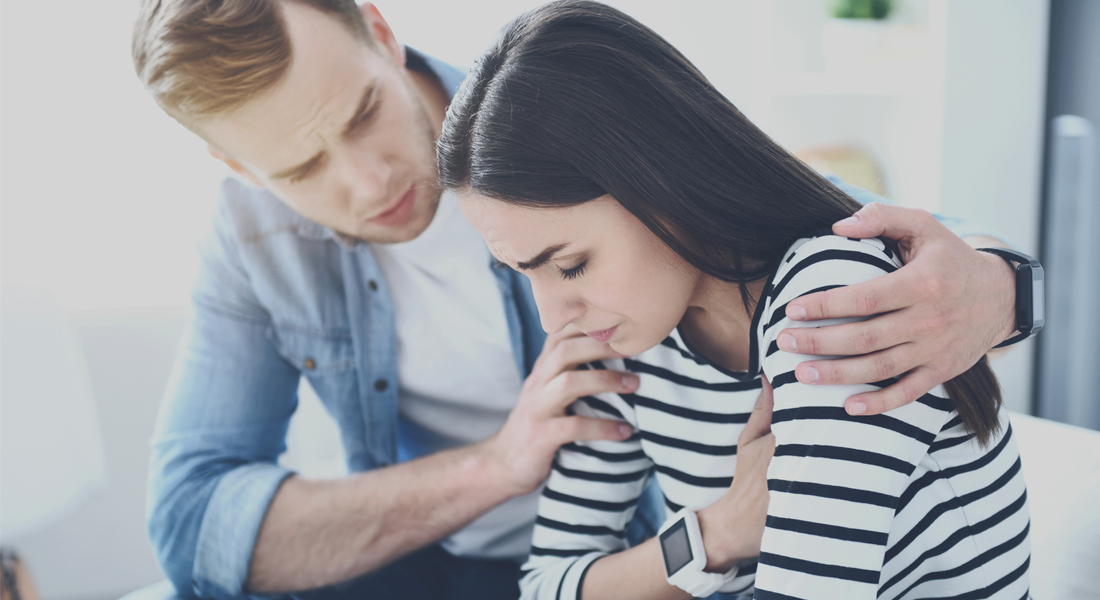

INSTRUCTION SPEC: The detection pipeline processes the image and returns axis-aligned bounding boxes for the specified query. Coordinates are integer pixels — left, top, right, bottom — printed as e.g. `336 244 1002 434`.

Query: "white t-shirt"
371 191 539 560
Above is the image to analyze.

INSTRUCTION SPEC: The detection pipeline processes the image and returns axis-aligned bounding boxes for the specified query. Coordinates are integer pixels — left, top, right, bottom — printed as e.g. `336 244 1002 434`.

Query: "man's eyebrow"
269 79 380 181
270 151 325 181
342 79 381 136
516 244 569 271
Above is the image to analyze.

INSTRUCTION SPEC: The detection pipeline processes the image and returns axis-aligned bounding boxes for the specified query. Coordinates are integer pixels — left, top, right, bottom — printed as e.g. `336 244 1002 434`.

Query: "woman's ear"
360 3 406 67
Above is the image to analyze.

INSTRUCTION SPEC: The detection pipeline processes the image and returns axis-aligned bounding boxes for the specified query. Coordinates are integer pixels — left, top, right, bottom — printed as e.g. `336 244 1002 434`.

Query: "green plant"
830 0 893 19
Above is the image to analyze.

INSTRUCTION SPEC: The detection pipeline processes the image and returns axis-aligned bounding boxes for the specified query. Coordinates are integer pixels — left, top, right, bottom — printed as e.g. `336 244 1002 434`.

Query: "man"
131 1 1024 598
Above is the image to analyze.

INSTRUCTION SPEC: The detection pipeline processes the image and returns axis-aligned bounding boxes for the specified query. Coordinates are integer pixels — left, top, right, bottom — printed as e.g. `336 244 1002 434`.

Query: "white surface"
1011 412 1100 600
8 309 183 600
0 288 105 540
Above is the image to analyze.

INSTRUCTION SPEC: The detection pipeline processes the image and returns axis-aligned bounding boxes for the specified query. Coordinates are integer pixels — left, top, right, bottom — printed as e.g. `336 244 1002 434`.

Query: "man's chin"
351 191 441 244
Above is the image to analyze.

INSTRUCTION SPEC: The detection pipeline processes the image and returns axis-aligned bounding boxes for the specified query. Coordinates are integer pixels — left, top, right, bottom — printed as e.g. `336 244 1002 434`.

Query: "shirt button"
303 358 316 370
368 280 379 291
374 379 388 392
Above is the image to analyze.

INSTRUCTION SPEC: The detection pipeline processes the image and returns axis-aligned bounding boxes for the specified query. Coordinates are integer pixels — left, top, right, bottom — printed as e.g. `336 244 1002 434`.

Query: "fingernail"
835 215 860 227
777 333 797 352
621 373 639 390
788 305 807 321
799 365 819 383
618 424 633 438
847 402 867 415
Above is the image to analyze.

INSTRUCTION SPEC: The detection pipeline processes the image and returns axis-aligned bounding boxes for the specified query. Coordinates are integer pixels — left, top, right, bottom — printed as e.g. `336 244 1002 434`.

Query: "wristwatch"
657 508 738 597
977 247 1045 348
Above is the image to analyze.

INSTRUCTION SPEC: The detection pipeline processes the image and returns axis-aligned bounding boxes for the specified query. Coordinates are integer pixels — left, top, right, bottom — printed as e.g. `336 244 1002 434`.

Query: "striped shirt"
519 234 1030 600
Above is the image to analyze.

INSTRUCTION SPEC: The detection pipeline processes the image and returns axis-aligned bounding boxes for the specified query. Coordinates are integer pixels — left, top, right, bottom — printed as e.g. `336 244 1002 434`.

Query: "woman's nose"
533 280 586 334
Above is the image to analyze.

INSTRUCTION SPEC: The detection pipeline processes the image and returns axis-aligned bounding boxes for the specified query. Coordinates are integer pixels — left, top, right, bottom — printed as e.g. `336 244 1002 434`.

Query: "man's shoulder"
214 175 329 245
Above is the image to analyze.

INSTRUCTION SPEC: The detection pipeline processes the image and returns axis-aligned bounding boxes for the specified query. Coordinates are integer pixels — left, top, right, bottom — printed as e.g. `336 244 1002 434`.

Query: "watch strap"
977 247 1044 348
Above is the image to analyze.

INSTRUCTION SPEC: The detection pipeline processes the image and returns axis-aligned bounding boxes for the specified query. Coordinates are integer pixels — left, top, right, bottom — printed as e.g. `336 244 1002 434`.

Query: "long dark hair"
438 0 1001 445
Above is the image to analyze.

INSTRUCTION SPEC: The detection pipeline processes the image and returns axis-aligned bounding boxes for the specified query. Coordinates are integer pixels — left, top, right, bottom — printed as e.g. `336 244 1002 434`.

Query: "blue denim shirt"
148 49 1003 599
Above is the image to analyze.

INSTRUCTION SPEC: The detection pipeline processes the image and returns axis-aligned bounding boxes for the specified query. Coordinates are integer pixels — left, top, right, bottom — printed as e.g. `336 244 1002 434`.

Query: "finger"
785 269 916 321
778 311 909 356
844 367 939 416
537 328 594 364
554 416 634 444
739 378 773 445
795 344 917 387
543 369 639 414
831 202 935 243
538 336 626 382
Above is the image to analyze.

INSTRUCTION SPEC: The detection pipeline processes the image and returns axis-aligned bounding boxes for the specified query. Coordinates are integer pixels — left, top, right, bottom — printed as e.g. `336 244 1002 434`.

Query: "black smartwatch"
977 247 1045 348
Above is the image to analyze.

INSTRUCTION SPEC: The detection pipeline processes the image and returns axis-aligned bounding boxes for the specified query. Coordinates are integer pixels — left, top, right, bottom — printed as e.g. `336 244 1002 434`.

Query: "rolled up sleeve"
148 186 301 598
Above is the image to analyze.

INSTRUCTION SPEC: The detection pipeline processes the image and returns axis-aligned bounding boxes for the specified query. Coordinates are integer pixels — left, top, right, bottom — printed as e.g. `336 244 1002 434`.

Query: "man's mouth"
367 187 417 227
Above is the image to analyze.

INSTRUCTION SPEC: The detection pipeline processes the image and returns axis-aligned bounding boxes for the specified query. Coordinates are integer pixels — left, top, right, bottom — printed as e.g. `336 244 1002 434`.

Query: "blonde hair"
132 0 371 128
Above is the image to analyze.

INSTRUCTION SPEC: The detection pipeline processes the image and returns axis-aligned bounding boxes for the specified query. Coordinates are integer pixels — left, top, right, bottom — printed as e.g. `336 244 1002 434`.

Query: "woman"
437 2 1030 599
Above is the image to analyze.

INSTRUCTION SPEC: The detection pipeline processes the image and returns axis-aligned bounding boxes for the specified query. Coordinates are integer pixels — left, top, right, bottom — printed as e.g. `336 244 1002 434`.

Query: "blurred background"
1 0 1097 598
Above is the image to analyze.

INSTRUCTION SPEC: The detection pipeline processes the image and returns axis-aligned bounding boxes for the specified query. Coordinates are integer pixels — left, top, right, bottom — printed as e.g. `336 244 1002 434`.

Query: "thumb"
740 377 774 445
832 202 926 243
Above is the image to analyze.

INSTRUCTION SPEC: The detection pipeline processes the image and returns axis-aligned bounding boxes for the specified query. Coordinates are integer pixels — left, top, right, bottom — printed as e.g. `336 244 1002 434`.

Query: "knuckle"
859 327 879 353
924 310 950 335
874 354 897 379
550 372 575 397
801 331 820 356
819 363 841 385
856 289 880 315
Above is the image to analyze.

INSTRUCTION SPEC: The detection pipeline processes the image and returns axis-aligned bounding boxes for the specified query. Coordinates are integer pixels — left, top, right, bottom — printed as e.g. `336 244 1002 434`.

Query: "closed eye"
559 261 587 280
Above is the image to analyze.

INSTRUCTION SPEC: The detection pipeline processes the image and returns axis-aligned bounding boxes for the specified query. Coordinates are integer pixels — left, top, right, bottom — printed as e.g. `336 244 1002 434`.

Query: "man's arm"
151 184 636 597
248 332 639 593
777 203 1017 416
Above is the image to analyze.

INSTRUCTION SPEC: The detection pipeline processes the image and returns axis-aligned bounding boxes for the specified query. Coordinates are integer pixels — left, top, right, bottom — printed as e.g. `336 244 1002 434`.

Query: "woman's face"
459 193 702 356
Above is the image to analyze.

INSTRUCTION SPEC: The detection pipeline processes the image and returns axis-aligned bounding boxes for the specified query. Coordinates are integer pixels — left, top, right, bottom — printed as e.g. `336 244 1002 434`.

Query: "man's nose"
340 150 391 204
533 280 585 335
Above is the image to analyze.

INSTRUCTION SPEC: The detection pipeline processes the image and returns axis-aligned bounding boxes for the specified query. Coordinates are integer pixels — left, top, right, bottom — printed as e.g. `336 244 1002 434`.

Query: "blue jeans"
290 544 522 600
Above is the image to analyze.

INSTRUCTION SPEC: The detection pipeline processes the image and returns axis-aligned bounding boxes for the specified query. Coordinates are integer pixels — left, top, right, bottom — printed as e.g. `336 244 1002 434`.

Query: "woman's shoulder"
769 229 903 304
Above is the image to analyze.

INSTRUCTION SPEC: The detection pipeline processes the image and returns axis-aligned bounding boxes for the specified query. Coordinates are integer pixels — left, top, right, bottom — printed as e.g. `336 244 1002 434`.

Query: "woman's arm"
518 380 654 600
756 235 952 600
579 380 777 600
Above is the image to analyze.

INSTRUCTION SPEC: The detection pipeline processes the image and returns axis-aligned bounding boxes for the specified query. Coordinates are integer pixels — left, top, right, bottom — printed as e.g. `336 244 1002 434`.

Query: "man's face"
202 3 442 243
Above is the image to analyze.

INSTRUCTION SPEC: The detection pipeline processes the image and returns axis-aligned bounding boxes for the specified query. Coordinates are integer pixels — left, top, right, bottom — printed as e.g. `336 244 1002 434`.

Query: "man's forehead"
202 2 387 168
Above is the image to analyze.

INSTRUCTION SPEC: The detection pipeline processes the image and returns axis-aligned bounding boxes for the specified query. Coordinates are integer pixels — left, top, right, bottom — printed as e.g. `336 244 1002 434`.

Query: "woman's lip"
586 326 618 343
367 187 417 227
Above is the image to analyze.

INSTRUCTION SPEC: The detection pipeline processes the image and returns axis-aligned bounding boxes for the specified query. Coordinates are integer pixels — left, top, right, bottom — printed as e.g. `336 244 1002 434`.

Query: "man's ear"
360 3 405 67
207 144 265 189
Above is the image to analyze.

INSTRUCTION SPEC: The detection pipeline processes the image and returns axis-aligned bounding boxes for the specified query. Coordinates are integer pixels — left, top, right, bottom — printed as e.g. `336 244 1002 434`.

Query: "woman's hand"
778 203 1017 416
697 377 776 571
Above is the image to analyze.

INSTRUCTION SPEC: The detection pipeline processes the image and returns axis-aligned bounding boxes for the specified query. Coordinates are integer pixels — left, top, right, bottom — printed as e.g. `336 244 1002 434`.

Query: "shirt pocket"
267 324 356 375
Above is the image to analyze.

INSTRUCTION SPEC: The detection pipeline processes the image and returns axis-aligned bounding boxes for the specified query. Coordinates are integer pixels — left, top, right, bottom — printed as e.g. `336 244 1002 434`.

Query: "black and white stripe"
519 234 1029 600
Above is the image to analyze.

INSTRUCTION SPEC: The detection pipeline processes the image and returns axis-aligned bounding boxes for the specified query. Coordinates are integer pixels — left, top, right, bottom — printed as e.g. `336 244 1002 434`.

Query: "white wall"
938 0 1050 414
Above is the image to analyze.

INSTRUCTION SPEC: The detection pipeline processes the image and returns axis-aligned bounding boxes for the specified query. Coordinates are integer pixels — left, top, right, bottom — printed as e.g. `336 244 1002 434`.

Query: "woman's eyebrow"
516 244 570 271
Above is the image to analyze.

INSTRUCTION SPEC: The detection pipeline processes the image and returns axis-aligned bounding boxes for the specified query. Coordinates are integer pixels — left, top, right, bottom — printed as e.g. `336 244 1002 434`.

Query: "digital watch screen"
659 517 694 576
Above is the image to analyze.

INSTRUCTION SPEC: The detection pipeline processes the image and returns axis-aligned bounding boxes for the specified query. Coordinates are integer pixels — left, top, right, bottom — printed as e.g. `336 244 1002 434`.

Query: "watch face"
660 518 694 576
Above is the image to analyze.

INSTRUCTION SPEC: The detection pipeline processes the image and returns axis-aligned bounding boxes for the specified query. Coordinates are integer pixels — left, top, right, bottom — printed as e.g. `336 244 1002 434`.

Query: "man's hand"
698 378 775 571
777 203 1017 417
481 331 638 497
